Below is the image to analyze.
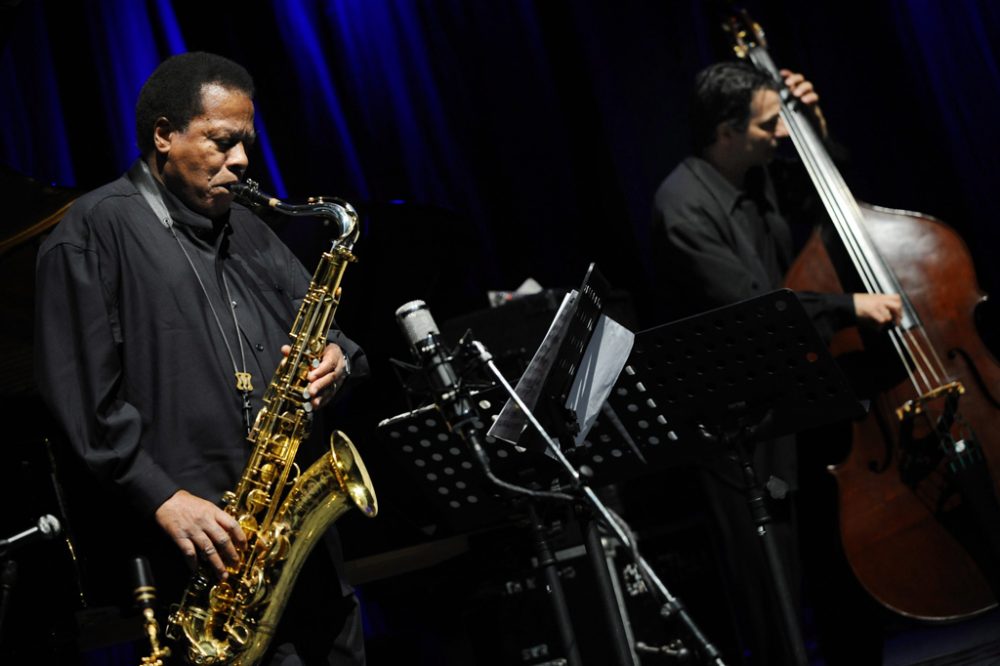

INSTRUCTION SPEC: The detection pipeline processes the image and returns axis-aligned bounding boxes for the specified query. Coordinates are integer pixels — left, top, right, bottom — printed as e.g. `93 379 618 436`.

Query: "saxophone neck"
229 180 359 242
334 213 361 251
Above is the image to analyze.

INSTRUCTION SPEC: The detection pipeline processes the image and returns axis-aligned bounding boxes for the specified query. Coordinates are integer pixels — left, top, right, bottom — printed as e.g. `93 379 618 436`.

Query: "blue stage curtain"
891 0 1000 266
1 0 997 315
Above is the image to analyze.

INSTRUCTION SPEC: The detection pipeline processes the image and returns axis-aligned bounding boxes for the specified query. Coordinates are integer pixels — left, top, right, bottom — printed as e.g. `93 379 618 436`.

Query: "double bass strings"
789 115 946 396
768 61 952 398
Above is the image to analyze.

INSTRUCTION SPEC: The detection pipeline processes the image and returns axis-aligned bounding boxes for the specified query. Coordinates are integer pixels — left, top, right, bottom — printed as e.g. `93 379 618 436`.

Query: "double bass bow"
726 12 1000 621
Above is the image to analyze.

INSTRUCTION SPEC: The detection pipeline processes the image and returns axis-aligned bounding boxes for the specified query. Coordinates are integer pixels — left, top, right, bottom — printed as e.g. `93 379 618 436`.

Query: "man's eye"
215 136 253 151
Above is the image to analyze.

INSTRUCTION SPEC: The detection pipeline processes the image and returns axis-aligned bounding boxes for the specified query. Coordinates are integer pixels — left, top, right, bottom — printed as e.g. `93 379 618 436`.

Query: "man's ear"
714 120 735 146
152 117 173 155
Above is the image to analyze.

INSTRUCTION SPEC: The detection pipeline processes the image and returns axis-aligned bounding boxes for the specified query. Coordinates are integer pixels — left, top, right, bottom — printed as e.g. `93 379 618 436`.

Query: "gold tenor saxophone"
165 181 378 665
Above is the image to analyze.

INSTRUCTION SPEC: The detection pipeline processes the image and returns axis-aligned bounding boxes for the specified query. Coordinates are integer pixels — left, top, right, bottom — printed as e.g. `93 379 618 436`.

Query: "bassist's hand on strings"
155 489 248 579
780 68 828 139
853 293 904 330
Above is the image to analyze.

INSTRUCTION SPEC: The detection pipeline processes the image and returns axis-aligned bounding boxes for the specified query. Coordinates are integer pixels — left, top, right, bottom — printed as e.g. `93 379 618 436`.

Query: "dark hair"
135 52 255 156
689 61 778 153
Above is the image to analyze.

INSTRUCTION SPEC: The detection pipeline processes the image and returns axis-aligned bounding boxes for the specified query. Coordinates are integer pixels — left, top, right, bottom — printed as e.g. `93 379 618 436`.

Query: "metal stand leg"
583 519 637 666
528 504 583 666
736 448 807 666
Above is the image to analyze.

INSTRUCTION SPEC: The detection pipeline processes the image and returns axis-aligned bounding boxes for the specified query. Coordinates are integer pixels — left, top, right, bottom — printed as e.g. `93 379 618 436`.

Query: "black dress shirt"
652 156 855 341
35 161 368 521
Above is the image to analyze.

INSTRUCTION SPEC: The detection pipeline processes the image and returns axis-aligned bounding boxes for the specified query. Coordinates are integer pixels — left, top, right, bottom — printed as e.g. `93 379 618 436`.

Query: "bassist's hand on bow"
854 293 903 330
155 489 247 579
780 68 828 139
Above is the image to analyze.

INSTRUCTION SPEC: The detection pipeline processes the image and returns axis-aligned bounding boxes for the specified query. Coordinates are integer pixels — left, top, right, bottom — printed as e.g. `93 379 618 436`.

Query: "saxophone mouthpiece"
229 179 279 208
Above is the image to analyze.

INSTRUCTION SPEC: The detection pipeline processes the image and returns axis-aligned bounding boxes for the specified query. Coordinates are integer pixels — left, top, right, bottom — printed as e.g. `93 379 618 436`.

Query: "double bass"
727 14 1000 620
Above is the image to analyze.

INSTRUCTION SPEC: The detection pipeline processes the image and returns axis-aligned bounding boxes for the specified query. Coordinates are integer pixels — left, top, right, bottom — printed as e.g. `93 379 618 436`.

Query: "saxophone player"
35 52 368 665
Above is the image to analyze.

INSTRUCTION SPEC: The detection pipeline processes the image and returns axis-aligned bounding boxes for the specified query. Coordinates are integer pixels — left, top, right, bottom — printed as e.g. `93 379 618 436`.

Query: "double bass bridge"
894 380 989 513
895 381 965 422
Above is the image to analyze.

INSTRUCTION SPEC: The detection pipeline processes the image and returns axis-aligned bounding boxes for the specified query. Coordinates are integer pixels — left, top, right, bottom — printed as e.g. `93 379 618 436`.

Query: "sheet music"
564 314 634 448
488 290 577 444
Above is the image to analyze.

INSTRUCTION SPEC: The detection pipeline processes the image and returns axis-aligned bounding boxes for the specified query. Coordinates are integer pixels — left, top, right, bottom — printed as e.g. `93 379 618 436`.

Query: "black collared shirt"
652 155 854 339
35 161 368 519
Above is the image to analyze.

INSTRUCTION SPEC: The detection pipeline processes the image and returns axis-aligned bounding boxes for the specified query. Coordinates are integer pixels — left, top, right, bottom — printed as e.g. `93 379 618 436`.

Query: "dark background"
2 0 998 664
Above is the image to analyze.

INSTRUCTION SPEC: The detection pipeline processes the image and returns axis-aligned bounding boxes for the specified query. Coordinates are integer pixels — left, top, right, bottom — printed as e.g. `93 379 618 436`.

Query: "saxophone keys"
224 620 251 647
245 488 270 513
208 580 236 612
238 514 258 534
267 533 291 563
259 463 277 484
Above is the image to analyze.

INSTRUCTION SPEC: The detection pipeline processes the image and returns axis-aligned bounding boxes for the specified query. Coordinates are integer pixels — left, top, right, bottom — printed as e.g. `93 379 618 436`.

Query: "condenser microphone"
0 514 61 556
395 300 477 431
395 301 572 502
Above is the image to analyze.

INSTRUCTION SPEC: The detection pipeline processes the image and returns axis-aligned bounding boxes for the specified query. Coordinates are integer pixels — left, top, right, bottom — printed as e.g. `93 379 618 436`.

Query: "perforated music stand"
610 289 864 665
377 385 645 534
378 387 643 666
611 288 863 452
377 393 511 535
380 264 689 665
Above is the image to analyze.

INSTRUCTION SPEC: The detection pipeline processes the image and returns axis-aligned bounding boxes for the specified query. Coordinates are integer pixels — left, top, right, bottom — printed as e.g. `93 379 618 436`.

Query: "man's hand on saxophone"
281 342 351 410
151 343 348 582
154 490 248 580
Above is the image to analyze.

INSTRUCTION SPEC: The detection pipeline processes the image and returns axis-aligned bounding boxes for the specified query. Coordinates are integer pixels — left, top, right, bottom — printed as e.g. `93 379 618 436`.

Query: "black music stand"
378 389 552 534
379 386 591 665
472 263 727 665
377 387 652 666
379 389 651 532
521 264 649 666
611 289 865 666
381 264 698 665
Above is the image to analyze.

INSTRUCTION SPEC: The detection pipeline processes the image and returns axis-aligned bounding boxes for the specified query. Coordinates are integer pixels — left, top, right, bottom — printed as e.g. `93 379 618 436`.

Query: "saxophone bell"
228 179 358 242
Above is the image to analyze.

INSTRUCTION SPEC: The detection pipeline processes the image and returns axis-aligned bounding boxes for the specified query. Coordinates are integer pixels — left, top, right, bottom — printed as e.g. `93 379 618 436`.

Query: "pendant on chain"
235 372 254 392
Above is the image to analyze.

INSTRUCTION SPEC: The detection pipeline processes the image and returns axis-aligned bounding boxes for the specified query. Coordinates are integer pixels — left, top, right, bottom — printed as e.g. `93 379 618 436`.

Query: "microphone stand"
526 502 583 666
431 355 584 665
457 337 725 666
